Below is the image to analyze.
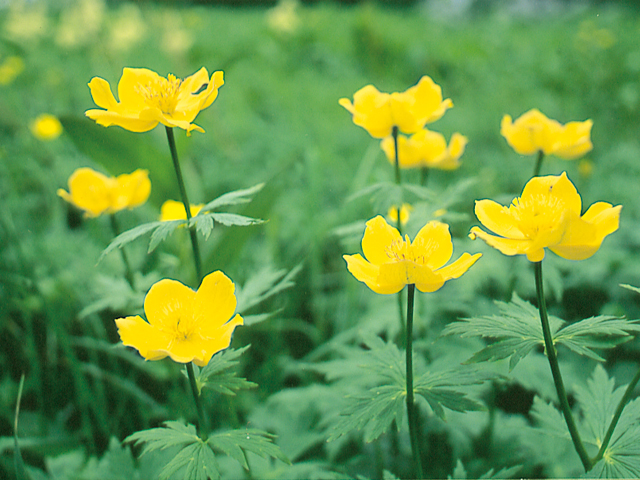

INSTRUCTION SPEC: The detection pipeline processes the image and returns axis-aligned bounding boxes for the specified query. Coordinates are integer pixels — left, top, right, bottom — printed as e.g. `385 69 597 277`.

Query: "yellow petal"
118 67 159 111
85 109 158 132
361 216 401 265
59 167 112 217
112 169 151 212
521 172 582 216
436 253 482 282
193 271 238 337
88 77 119 110
193 314 244 366
143 278 196 330
500 109 549 155
413 221 453 270
469 226 538 259
115 315 173 361
552 119 593 160
344 254 385 291
474 199 525 240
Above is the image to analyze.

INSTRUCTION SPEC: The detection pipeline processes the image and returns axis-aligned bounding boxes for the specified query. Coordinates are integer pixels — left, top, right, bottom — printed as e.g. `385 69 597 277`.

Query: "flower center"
385 235 432 265
173 316 195 342
510 192 566 239
137 74 183 115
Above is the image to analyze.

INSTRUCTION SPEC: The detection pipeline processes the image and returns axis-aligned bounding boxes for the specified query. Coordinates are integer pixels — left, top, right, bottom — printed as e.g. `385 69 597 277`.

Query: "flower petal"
193 314 244 367
343 254 386 291
193 271 238 338
58 167 112 217
143 278 195 329
413 221 453 270
552 119 593 159
474 199 525 239
115 315 172 361
521 172 582 216
85 109 158 132
470 226 542 260
88 77 119 110
361 216 401 265
117 67 158 111
436 252 482 282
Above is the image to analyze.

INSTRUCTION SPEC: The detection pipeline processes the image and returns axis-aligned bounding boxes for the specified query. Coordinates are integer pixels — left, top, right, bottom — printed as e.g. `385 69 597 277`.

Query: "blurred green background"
2 0 640 478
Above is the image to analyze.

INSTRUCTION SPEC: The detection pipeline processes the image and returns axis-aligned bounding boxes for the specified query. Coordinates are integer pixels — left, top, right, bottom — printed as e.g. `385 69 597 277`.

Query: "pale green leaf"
148 220 184 253
236 264 302 313
99 221 166 262
199 183 265 211
208 429 290 469
196 346 257 396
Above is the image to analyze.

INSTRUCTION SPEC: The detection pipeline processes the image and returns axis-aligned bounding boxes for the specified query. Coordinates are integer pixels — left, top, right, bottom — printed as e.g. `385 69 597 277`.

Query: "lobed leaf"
208 428 290 470
198 183 265 212
196 346 257 396
124 421 199 457
99 221 167 262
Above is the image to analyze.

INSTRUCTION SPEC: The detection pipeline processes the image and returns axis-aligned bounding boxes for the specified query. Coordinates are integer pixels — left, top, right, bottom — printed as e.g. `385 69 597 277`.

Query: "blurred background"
2 0 640 478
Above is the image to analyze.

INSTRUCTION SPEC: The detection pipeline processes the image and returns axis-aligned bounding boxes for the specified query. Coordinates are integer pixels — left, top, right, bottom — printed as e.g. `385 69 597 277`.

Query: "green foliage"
444 294 640 370
194 346 257 396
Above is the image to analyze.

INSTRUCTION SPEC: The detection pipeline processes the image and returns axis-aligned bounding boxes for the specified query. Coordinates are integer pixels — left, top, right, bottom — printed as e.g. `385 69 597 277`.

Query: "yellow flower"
115 271 244 366
85 67 224 136
344 216 481 294
339 76 453 139
501 109 593 160
0 56 25 85
387 204 413 227
57 167 151 217
30 114 63 140
469 172 621 262
381 129 467 170
160 199 204 221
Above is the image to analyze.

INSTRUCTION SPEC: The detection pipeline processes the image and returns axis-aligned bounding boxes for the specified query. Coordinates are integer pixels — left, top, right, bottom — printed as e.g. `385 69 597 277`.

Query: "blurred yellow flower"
469 172 621 262
86 67 224 135
344 216 481 294
339 76 453 138
0 56 25 85
30 114 63 140
381 129 467 170
107 3 146 52
160 199 204 221
57 167 151 217
501 109 593 160
55 0 105 49
387 203 413 226
267 0 300 34
578 158 594 178
115 271 243 366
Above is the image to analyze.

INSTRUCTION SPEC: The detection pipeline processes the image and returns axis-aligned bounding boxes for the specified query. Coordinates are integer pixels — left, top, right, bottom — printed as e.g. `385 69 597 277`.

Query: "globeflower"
57 167 150 217
160 199 204 221
381 129 467 170
501 109 593 160
115 271 243 366
387 203 413 227
344 216 481 295
85 67 224 135
30 114 63 140
339 76 453 139
469 172 621 262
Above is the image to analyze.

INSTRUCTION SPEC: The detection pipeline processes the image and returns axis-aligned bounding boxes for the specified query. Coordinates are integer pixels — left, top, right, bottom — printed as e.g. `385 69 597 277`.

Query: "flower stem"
392 125 407 343
533 150 544 177
186 362 208 440
420 167 429 187
109 214 135 289
592 364 640 465
534 261 592 471
165 126 203 283
405 284 423 479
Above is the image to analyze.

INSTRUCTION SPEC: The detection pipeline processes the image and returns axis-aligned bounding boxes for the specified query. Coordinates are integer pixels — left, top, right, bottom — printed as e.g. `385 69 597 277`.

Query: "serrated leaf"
124 421 199 457
199 183 265 212
620 284 640 295
148 220 184 253
99 221 166 262
158 441 217 480
236 264 302 313
208 429 290 469
329 383 406 443
197 346 256 396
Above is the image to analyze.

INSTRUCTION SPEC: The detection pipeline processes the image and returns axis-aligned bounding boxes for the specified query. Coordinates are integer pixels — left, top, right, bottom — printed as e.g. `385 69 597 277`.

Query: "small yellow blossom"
86 67 223 135
344 216 481 295
469 172 621 262
30 114 63 140
578 159 594 178
0 56 25 85
387 204 413 226
115 271 243 366
381 129 467 170
267 0 301 34
107 3 147 52
339 76 453 139
58 167 151 217
501 109 593 160
160 199 204 221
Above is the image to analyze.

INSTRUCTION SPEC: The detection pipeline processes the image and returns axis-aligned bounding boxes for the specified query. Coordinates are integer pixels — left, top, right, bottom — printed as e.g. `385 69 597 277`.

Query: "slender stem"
420 167 429 187
110 214 135 289
533 150 544 177
392 125 407 343
405 284 423 479
186 362 208 440
534 261 592 471
392 126 401 194
165 126 203 283
592 364 640 464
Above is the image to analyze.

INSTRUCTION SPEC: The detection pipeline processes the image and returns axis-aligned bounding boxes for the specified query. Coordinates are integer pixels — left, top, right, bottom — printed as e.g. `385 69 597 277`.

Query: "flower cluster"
58 167 150 217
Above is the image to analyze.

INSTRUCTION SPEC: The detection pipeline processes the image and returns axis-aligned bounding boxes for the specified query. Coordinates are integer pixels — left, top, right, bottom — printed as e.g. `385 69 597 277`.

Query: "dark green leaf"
196 346 257 396
208 429 290 469
124 421 199 457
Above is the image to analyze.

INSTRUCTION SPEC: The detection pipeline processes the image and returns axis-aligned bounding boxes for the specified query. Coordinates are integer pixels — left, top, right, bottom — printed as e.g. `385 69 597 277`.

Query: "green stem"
533 150 544 177
592 364 640 464
420 167 429 187
392 125 407 343
534 261 591 471
165 126 203 283
405 284 423 479
186 362 208 440
110 214 135 289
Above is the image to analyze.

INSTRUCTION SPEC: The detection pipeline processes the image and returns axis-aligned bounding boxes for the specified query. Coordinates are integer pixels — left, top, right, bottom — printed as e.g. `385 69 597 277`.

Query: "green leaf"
124 421 200 457
189 213 263 240
196 346 257 396
98 221 167 261
199 183 265 211
148 220 184 252
13 375 27 480
158 441 219 480
236 264 302 313
442 293 558 370
208 429 290 469
620 283 640 295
